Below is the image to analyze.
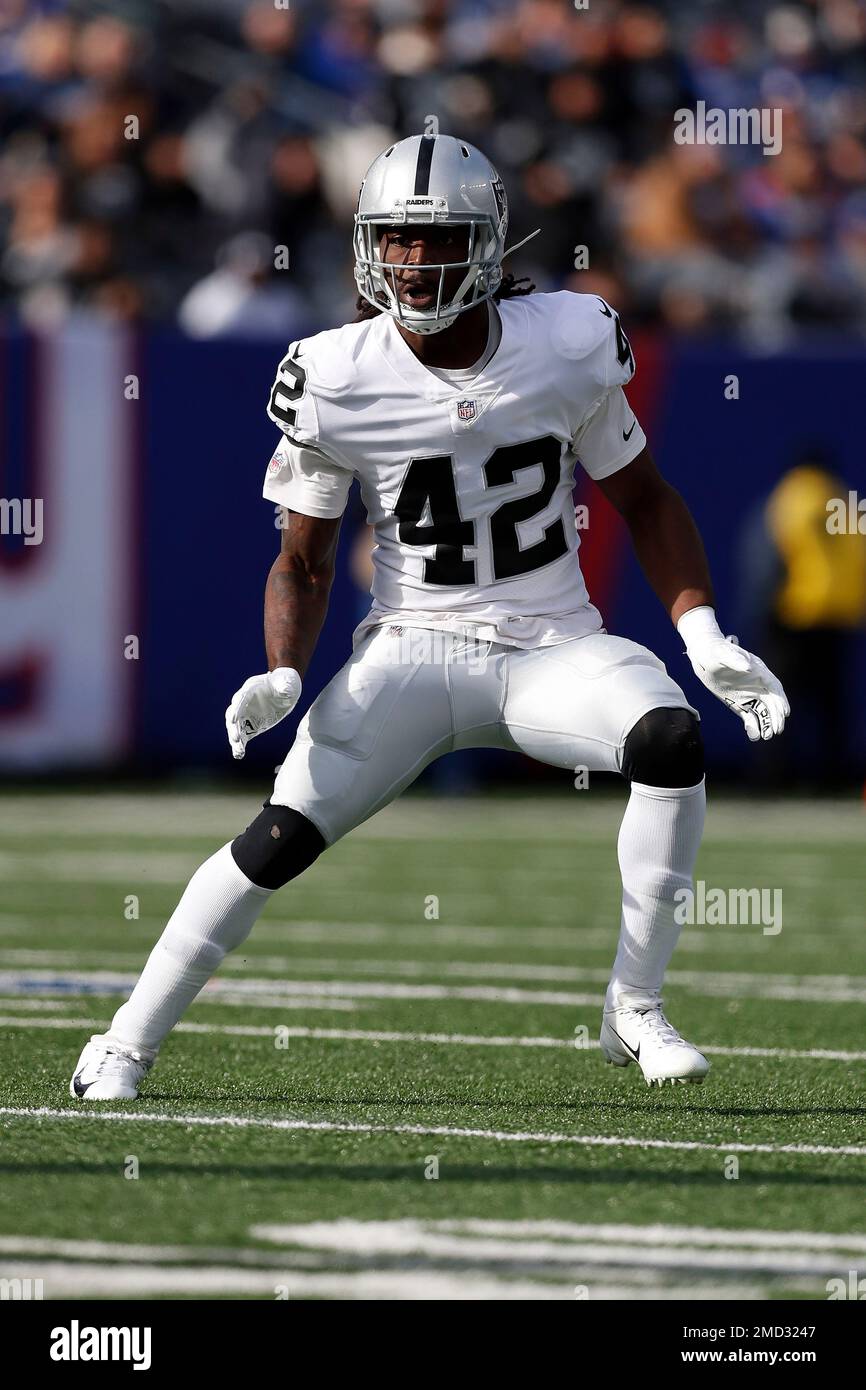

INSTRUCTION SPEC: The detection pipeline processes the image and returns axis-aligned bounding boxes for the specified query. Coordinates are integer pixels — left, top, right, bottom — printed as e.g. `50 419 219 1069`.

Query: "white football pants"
272 625 697 842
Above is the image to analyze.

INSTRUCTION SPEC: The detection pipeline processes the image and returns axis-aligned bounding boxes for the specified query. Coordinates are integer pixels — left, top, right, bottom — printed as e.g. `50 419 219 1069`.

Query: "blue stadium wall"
1 323 864 778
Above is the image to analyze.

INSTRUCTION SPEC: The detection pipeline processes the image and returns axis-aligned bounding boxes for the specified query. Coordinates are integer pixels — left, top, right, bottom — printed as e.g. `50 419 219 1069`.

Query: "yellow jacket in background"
767 467 866 629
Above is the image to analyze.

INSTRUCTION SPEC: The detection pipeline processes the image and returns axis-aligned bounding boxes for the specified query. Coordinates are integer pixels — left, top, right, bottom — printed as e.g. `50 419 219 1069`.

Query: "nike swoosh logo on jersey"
623 419 636 441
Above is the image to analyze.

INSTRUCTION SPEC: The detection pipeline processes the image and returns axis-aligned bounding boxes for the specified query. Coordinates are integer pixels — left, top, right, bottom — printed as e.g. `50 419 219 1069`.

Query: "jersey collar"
373 298 524 403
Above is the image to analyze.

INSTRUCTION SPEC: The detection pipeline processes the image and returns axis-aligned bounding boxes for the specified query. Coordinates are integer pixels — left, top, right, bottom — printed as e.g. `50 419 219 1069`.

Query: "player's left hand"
225 667 302 760
678 607 789 742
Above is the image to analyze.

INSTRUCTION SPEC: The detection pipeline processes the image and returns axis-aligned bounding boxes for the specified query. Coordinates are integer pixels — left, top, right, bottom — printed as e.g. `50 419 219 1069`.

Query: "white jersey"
262 291 646 648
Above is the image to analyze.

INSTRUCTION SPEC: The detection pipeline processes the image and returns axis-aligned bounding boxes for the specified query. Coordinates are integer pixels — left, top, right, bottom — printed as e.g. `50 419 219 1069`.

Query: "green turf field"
1 788 865 1300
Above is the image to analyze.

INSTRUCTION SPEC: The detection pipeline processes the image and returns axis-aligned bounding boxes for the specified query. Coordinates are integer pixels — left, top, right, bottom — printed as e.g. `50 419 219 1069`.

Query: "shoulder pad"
266 321 369 444
546 292 612 360
292 321 368 398
549 291 635 387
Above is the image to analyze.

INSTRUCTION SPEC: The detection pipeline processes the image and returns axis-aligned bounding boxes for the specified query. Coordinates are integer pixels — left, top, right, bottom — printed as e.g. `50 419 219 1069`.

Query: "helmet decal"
414 134 436 195
491 175 507 230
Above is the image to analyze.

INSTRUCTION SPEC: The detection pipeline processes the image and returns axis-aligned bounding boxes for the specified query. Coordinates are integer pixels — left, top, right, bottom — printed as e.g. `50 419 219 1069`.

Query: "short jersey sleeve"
573 385 646 481
262 435 353 519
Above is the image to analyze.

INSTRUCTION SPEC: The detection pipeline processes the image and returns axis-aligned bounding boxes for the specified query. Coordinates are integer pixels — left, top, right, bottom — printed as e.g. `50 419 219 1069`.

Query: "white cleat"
70 1035 152 1101
600 1005 710 1087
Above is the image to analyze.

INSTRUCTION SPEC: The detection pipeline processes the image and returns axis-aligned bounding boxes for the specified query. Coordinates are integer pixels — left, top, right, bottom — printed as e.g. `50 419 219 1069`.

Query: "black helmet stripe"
414 134 436 195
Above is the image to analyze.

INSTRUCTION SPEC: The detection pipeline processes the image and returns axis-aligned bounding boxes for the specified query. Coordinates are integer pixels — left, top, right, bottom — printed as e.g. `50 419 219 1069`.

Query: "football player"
71 135 788 1100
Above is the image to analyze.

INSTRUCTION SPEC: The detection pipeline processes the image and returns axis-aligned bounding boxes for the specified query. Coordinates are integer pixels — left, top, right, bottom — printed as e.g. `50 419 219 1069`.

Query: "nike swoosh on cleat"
608 1025 639 1062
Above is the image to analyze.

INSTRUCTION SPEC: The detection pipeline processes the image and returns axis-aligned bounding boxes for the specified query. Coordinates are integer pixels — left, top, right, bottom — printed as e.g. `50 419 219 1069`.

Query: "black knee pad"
231 802 326 890
621 707 704 788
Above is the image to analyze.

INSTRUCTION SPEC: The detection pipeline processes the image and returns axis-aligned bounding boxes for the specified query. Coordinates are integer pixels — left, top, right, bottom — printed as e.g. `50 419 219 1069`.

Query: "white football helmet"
353 134 509 335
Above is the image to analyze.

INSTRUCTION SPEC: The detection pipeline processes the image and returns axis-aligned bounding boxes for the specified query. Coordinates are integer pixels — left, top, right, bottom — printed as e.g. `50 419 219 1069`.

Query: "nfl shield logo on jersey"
456 399 477 422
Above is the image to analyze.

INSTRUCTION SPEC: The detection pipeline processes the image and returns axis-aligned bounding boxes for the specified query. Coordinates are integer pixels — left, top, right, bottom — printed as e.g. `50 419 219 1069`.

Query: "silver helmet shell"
353 134 508 335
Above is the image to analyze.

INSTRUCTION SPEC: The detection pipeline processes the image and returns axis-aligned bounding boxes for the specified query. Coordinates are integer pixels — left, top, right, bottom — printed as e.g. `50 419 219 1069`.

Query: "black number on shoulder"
395 454 475 585
613 313 634 371
484 436 568 579
268 348 308 434
395 435 568 586
597 298 634 373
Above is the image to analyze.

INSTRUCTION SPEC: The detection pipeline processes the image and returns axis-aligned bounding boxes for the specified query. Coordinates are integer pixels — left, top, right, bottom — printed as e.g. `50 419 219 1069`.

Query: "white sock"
108 843 272 1057
605 779 706 1013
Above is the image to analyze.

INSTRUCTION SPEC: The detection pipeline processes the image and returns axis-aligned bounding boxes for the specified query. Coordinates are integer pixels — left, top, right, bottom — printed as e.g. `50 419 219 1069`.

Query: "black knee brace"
230 802 326 890
621 707 704 788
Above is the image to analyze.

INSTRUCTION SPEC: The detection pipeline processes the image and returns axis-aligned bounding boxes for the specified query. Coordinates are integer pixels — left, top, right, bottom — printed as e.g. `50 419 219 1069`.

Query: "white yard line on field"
0 853 628 885
0 1222 849 1299
0 1259 574 1300
0 1235 300 1265
0 792 861 843
4 924 858 956
0 852 204 882
0 998 82 1012
224 957 866 996
3 1014 866 1065
11 947 866 995
250 920 861 951
0 1260 790 1302
442 1219 866 1252
249 1220 862 1278
2 848 862 890
6 1220 865 1260
0 969 601 1008
2 1107 866 1158
2 964 866 1006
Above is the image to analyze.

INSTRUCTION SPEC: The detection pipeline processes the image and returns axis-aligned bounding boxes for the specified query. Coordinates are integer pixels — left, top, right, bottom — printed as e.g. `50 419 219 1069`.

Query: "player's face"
377 224 471 313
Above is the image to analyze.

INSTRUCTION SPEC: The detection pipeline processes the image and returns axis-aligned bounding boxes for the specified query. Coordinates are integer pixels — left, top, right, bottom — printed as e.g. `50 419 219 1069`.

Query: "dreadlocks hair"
352 272 536 323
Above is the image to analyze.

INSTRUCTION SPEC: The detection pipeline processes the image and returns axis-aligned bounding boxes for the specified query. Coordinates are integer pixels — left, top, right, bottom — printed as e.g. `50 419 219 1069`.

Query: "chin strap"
500 227 541 262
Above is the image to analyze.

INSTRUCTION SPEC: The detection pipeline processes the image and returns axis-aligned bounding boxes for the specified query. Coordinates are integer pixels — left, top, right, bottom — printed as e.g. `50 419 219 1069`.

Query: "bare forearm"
264 557 332 675
263 509 341 674
626 482 714 626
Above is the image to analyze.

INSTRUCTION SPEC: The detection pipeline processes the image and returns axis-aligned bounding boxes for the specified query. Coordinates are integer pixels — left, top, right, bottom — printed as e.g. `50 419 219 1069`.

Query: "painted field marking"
3 1107 866 1158
3 1015 866 1065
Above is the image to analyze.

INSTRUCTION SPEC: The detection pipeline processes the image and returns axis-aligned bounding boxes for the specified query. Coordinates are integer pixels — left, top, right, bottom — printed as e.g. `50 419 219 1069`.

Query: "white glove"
677 606 790 743
225 667 302 760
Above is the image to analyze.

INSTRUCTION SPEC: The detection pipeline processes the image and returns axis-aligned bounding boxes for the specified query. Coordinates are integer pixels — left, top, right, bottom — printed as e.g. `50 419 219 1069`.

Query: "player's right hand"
225 668 302 760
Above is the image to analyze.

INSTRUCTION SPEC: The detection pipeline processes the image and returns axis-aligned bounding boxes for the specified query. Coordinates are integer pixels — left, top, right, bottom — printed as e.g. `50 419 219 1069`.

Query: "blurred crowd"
2 0 866 341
